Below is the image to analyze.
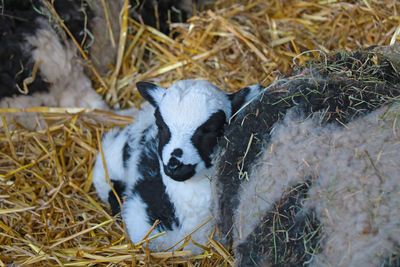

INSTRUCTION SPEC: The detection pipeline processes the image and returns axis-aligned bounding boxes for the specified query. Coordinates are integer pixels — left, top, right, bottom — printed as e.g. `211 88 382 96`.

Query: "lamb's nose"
167 157 181 172
171 148 183 157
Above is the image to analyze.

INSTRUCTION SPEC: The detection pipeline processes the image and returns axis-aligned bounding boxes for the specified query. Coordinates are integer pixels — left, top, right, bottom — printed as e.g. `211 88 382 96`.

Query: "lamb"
232 105 400 266
93 79 262 253
0 0 108 111
211 47 400 266
0 0 199 128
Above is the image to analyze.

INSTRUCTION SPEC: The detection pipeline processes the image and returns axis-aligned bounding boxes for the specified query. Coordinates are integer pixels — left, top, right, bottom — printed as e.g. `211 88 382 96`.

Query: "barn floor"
0 0 399 266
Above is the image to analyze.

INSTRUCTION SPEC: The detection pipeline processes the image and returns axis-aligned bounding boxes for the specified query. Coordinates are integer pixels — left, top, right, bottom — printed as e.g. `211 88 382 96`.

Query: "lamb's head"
137 79 262 182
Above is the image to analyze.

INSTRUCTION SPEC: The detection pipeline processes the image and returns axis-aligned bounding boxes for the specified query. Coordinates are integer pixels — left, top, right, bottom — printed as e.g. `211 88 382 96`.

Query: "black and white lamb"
93 79 262 253
0 0 198 127
0 0 108 111
212 46 400 266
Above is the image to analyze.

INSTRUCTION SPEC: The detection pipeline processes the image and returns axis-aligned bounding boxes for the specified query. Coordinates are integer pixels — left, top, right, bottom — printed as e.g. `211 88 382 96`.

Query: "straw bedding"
1 0 399 265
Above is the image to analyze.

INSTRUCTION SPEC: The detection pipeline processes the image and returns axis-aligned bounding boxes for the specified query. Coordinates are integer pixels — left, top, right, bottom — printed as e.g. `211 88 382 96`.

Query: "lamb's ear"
228 84 263 116
136 82 166 107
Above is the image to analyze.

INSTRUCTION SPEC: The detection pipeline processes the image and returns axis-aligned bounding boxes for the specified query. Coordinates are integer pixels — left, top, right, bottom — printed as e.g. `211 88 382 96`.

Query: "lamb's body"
0 0 107 110
211 47 400 266
94 103 213 251
0 0 198 128
93 80 261 253
124 149 213 250
233 105 400 266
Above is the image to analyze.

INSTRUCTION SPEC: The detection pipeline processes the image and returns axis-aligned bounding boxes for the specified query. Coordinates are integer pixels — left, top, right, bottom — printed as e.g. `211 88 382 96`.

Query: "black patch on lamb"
235 180 322 266
215 47 400 245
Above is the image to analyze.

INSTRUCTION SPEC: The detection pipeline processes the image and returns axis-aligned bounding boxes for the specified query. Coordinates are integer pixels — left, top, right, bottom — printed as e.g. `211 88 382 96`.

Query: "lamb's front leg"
93 128 129 215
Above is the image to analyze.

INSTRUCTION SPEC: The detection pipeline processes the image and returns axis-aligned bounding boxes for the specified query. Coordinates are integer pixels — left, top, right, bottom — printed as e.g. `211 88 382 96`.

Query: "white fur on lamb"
93 102 155 202
157 80 232 169
124 169 214 252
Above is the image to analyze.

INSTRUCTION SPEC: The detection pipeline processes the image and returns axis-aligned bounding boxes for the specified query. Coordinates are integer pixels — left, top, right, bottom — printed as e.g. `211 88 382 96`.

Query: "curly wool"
232 103 400 266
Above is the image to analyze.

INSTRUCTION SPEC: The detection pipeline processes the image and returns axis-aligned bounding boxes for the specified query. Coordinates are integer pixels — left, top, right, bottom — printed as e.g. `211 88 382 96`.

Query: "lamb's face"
155 93 227 181
137 80 261 182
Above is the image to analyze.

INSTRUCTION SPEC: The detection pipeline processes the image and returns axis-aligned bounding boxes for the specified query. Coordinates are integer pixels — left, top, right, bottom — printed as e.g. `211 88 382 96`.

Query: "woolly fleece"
234 103 400 266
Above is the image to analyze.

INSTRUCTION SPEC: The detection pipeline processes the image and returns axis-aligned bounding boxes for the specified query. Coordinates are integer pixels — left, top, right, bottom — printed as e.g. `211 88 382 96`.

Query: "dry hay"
95 0 400 108
1 0 400 265
0 110 229 266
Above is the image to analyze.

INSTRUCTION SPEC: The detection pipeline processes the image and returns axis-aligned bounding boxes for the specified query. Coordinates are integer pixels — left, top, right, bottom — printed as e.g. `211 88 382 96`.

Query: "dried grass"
1 0 399 265
96 0 400 108
0 111 229 266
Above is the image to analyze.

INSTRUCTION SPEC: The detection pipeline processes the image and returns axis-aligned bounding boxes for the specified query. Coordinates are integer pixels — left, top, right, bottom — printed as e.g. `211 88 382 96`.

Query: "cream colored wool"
0 18 109 128
234 103 400 266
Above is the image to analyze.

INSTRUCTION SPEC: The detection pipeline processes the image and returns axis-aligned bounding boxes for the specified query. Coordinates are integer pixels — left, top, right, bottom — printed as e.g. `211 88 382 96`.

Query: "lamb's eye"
158 125 167 133
157 123 169 136
202 127 211 134
155 110 166 129
202 124 223 136
155 117 161 127
154 109 171 150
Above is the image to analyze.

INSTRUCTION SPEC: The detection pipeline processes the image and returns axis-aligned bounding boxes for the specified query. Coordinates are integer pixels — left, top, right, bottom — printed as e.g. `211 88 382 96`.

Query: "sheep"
0 0 108 108
0 0 109 129
0 0 200 128
233 105 400 266
93 79 263 253
211 46 400 266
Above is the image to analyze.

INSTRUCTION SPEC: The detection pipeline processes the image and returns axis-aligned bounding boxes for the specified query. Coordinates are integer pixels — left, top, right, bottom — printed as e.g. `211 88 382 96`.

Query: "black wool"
134 140 179 232
214 48 400 246
235 180 322 267
108 180 126 216
0 0 49 98
191 110 226 168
